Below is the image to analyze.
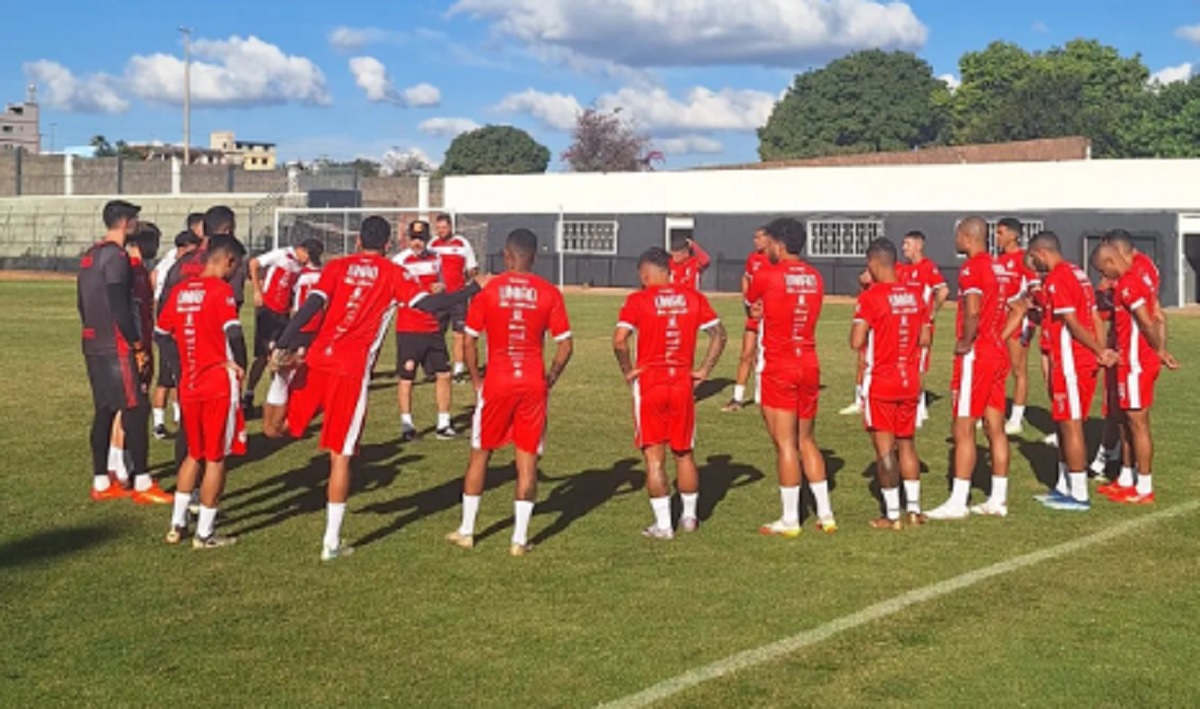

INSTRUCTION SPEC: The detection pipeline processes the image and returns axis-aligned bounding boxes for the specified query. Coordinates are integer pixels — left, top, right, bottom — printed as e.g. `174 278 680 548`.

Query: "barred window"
561 220 619 255
806 220 885 257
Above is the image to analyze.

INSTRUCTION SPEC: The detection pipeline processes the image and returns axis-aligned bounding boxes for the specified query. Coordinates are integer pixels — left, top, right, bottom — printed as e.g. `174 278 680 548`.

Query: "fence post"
227 165 235 193
171 157 182 194
417 174 430 219
556 205 564 289
286 165 299 194
14 148 21 197
116 156 124 194
63 154 74 196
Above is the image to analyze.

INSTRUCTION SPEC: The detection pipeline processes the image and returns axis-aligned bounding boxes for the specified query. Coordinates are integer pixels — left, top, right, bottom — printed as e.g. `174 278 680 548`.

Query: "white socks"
990 476 1009 506
881 487 901 521
134 474 152 492
903 480 921 513
513 500 534 545
780 486 800 525
810 481 833 521
437 412 451 430
453 362 466 376
949 478 971 508
650 497 672 531
854 385 864 406
401 413 415 430
1008 405 1026 426
1055 463 1070 495
152 408 166 428
917 392 928 422
93 474 111 491
172 492 191 527
733 384 746 402
197 505 218 539
108 447 128 483
459 494 480 536
1118 466 1135 487
1068 472 1088 502
266 372 291 406
1136 472 1153 496
173 402 181 423
324 502 346 550
681 492 699 520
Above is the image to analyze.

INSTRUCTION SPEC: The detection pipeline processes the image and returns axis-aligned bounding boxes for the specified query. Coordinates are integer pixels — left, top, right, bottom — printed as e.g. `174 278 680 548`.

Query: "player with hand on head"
275 216 483 561
722 228 769 412
852 239 932 530
156 235 249 548
927 217 1012 520
994 217 1039 436
745 218 836 537
151 226 202 439
614 247 727 539
668 232 710 291
897 230 949 426
446 229 573 557
428 213 479 384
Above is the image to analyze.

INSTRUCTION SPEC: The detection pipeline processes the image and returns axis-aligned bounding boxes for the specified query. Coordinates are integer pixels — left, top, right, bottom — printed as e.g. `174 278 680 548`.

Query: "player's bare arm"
612 327 640 384
464 333 483 391
849 320 869 352
1001 297 1030 340
955 292 981 354
931 283 950 318
1132 304 1178 369
546 337 574 390
693 322 727 382
1062 311 1118 366
919 322 933 349
248 257 265 308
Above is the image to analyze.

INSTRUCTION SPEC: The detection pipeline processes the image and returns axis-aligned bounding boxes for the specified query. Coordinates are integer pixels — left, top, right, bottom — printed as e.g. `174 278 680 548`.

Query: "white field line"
599 500 1200 709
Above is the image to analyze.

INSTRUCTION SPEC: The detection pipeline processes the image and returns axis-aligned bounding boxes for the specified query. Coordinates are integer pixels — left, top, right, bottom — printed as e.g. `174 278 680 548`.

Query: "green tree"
89 135 116 157
757 50 950 161
1120 77 1200 157
440 125 550 176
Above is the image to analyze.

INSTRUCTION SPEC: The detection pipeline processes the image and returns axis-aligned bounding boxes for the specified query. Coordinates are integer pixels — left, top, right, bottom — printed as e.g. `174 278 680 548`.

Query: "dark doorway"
1185 234 1200 304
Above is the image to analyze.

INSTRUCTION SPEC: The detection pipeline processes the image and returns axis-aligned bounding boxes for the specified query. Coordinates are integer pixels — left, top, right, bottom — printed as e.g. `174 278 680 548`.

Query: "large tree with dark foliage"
441 125 550 176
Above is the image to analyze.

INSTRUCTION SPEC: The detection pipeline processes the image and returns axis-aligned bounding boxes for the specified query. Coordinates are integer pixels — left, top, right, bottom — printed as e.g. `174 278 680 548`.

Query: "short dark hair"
203 206 236 237
102 200 140 229
360 216 392 250
435 213 453 225
205 234 247 262
997 217 1023 234
866 238 897 265
186 213 205 230
174 230 201 248
1102 228 1134 252
299 238 325 265
904 230 926 242
132 222 162 260
506 228 538 257
638 247 671 271
669 233 691 252
763 217 806 255
1029 230 1061 253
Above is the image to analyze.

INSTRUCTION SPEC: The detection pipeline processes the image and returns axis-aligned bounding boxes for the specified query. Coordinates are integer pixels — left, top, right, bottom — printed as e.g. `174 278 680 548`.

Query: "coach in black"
79 200 152 500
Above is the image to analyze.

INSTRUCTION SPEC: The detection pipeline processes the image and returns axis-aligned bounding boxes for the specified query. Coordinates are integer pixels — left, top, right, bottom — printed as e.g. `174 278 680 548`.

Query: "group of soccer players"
79 200 1176 559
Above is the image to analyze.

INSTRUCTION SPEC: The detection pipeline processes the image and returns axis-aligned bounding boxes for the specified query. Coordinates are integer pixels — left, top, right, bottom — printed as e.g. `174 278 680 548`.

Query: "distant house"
1 86 40 153
210 131 277 171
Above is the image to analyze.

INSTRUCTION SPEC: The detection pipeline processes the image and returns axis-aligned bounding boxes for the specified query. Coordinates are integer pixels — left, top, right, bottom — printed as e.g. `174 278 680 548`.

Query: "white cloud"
495 89 583 130
1031 20 1049 34
938 73 961 91
451 0 927 68
23 60 129 114
382 146 439 173
328 26 391 51
349 57 441 107
596 86 776 133
126 35 329 107
419 117 482 138
1176 24 1200 44
1151 62 1194 85
656 135 724 155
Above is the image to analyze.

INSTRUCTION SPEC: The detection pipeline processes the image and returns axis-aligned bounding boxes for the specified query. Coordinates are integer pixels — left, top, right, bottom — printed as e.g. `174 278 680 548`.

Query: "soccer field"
2 279 1199 707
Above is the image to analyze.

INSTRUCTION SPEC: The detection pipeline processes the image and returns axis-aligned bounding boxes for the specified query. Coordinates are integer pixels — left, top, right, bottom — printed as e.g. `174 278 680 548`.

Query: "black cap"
408 220 431 241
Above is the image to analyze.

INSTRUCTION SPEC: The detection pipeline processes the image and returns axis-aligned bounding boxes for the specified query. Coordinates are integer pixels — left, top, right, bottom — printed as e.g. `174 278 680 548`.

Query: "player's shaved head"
1102 228 1135 254
504 229 538 271
866 238 897 266
203 206 236 237
360 216 391 251
955 217 988 257
1090 242 1126 280
638 247 671 272
1029 230 1061 253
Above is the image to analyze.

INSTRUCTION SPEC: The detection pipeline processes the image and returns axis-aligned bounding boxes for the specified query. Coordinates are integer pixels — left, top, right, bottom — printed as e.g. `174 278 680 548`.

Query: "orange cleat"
1111 488 1156 505
91 480 131 502
1097 482 1133 498
132 483 173 505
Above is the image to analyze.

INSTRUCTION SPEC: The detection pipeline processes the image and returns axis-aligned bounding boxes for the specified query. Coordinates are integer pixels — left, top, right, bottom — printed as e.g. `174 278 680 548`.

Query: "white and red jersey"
897 258 947 308
465 271 571 391
745 259 824 368
256 247 304 315
1043 261 1100 372
995 248 1036 304
743 251 770 285
306 253 423 377
429 235 477 293
392 247 443 334
854 282 928 401
1112 268 1159 373
616 284 721 385
293 265 323 335
155 276 240 402
669 242 710 290
956 252 1007 361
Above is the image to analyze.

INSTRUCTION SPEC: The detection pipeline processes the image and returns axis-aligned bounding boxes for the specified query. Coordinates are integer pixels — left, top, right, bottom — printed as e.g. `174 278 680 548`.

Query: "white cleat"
678 516 699 533
641 525 675 541
509 542 534 557
1004 421 1024 436
970 501 1009 518
445 530 475 550
838 402 862 416
1043 433 1059 447
926 502 971 520
321 541 355 562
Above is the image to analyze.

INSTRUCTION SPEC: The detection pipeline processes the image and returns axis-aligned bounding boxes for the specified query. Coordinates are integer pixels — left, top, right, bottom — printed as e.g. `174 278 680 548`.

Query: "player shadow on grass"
694 378 734 404
1014 406 1109 490
798 449 846 523
693 454 766 521
0 523 124 574
221 443 420 538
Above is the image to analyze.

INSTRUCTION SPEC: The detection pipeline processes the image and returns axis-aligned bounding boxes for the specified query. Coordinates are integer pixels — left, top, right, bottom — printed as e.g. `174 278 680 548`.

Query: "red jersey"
155 276 240 402
1043 261 1099 372
994 248 1036 304
744 251 770 285
429 235 477 292
669 243 710 290
464 271 571 390
854 282 928 400
293 265 323 335
745 259 824 367
307 253 423 377
956 252 1007 361
1130 252 1161 319
1112 268 1159 372
256 247 304 314
392 248 443 334
897 258 947 307
616 284 721 385
130 256 154 349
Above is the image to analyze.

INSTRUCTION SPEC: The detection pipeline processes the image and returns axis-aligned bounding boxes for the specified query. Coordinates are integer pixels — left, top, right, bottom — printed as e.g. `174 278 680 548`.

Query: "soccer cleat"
905 511 928 526
1035 489 1071 505
90 480 130 502
1098 482 1134 498
435 426 458 441
1043 433 1059 447
321 542 355 562
1004 420 1024 436
815 517 838 535
165 525 188 545
679 516 700 533
759 519 802 538
153 424 169 441
445 530 475 549
1089 457 1109 477
1042 496 1091 512
970 501 1009 518
926 502 970 520
192 533 238 550
720 399 746 413
1113 490 1156 505
132 483 173 505
641 525 675 541
869 517 904 531
838 402 861 416
453 371 470 385
509 542 534 557
400 426 417 443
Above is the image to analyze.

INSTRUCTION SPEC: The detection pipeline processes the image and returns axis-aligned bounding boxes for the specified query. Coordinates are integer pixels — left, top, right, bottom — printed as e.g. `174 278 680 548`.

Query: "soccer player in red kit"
429 213 479 382
722 228 769 412
446 229 573 557
614 247 727 539
994 218 1039 435
1091 242 1178 504
897 230 949 426
927 218 1012 520
668 233 710 290
1027 232 1117 511
276 216 479 560
155 235 249 548
852 239 932 529
262 254 324 439
745 218 836 537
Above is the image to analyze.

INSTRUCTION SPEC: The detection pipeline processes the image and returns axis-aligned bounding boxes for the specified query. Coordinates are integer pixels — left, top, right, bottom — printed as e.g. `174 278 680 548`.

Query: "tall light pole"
179 26 192 165
49 122 56 153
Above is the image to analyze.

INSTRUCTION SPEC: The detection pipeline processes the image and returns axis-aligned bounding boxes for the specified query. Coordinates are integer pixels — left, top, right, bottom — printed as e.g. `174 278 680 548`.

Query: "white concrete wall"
444 160 1200 215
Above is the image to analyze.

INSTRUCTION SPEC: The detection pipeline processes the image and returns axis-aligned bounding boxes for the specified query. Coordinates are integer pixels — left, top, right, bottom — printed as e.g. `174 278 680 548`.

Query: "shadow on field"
694 454 765 521
222 443 420 538
694 378 734 404
799 448 846 523
860 456 932 516
0 524 122 571
354 463 516 548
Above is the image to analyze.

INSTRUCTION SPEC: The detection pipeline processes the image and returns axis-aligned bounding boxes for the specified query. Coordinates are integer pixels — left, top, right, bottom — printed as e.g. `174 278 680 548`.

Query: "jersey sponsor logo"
654 293 688 310
785 273 818 289
346 264 379 281
500 284 538 304
887 291 919 310
177 289 206 306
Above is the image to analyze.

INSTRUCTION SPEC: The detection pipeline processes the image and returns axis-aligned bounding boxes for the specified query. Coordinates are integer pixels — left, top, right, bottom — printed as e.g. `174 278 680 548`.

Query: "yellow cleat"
869 517 904 532
759 520 802 538
816 517 838 535
905 512 929 527
509 543 533 557
445 531 475 550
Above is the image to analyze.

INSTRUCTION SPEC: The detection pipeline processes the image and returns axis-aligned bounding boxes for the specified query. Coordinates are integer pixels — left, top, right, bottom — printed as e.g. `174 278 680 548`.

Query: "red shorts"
759 358 820 419
181 387 245 463
633 376 696 452
744 317 761 333
951 352 1009 419
287 366 371 456
864 396 918 438
1117 365 1159 411
472 381 547 455
1049 360 1098 422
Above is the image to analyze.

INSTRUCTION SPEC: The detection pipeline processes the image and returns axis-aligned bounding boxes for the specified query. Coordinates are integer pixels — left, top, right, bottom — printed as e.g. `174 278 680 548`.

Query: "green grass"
1 280 1198 707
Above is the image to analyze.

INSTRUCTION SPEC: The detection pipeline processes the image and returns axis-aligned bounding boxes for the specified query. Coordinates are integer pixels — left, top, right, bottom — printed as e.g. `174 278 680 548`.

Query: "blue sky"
5 0 1200 169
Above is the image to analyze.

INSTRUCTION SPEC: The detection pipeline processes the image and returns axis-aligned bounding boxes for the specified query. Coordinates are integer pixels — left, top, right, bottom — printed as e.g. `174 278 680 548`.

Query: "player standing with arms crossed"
852 239 932 530
994 218 1038 436
428 214 479 383
722 228 769 412
614 247 727 539
896 230 949 427
745 218 836 537
446 229 573 557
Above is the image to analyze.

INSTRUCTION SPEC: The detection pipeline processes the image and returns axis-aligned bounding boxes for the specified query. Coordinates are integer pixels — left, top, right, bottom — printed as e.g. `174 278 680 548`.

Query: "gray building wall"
0 101 39 153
